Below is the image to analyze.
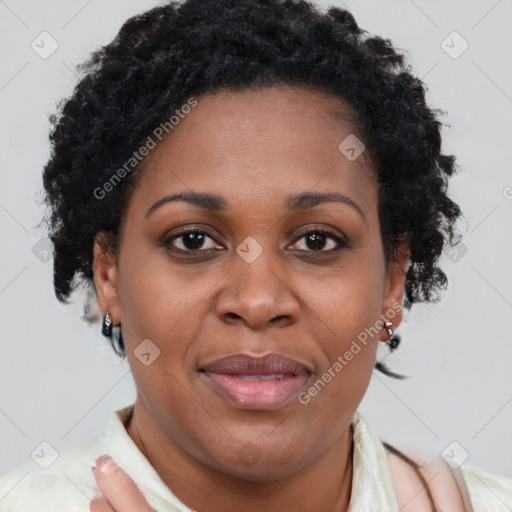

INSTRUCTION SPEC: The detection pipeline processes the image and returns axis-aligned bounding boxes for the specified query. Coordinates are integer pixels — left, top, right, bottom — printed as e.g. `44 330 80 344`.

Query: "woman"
0 0 510 510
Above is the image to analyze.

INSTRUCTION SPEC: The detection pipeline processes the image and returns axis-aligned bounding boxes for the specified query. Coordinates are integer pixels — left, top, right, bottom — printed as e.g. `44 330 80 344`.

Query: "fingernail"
92 454 113 473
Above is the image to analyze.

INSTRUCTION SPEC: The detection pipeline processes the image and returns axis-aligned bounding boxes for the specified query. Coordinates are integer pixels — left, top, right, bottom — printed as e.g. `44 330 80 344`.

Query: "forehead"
128 86 377 217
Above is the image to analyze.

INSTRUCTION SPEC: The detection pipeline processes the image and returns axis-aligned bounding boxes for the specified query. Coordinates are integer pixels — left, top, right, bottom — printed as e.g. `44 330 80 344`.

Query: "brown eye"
291 229 347 252
166 230 221 252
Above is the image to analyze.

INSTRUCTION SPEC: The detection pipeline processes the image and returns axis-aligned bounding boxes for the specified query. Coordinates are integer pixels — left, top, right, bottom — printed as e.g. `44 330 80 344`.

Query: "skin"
92 85 410 512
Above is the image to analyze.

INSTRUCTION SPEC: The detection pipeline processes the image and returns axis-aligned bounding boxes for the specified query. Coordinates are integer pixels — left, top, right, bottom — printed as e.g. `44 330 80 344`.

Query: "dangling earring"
382 321 400 349
102 311 113 337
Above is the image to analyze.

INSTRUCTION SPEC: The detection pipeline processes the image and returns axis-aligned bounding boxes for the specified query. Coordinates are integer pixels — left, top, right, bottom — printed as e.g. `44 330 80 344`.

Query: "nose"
215 251 300 331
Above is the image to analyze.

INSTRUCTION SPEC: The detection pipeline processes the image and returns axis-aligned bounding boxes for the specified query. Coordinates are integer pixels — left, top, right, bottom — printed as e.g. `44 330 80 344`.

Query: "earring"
382 321 400 349
102 311 113 337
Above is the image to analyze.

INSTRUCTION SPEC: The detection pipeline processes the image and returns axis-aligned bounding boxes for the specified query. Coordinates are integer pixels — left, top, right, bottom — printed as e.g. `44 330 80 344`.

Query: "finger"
92 454 153 512
90 496 114 512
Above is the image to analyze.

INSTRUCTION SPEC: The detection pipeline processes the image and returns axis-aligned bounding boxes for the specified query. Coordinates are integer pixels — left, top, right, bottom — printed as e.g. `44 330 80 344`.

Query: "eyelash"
162 227 348 256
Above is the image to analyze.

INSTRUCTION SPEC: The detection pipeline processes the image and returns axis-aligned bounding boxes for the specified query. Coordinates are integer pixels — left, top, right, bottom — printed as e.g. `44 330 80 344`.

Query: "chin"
207 445 312 482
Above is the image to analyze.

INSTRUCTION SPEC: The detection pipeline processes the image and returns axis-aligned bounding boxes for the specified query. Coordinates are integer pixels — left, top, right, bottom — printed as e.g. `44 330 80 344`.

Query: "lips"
199 353 312 410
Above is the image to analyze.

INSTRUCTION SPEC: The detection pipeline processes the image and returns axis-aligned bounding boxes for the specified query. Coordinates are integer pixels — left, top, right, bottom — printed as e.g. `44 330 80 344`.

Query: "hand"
90 454 154 512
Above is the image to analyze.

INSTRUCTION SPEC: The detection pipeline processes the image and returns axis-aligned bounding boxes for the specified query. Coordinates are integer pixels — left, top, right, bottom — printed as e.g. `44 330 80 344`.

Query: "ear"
379 240 410 341
93 232 121 325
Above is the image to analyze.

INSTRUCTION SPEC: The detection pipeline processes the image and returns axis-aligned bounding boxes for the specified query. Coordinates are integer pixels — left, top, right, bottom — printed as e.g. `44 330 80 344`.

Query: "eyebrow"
145 190 367 225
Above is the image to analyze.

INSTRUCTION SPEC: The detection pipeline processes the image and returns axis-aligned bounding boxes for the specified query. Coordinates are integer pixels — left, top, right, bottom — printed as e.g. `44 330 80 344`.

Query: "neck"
125 399 354 512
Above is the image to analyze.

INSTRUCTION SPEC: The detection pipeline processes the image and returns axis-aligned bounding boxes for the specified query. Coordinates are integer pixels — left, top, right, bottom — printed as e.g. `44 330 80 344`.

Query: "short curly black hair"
41 0 462 377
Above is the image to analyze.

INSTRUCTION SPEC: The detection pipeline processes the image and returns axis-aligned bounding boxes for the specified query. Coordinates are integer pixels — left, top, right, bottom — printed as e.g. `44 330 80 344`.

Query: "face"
94 85 409 481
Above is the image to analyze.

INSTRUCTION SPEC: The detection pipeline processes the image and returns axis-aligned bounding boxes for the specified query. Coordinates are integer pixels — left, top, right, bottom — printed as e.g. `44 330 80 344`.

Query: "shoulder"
386 449 466 511
0 436 107 512
386 448 512 512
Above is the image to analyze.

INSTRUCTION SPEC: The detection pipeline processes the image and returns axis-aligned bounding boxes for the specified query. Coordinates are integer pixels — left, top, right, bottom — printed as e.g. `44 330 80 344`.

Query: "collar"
347 411 399 512
107 404 189 511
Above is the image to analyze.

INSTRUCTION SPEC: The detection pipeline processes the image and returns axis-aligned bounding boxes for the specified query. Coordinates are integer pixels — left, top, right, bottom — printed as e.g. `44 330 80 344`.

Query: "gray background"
1 0 511 480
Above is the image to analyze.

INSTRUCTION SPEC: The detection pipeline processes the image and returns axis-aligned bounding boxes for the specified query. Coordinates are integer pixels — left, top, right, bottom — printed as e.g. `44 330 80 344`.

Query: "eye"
290 229 347 252
164 229 222 253
162 227 348 255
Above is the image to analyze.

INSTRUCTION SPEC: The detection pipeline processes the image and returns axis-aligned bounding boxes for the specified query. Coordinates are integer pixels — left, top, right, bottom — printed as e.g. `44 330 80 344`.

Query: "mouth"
198 353 312 410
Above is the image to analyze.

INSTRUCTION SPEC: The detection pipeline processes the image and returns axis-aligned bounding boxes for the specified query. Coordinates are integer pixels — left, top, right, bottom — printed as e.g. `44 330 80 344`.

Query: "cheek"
297 305 378 441
116 240 213 343
305 250 386 350
297 249 385 405
116 246 219 400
